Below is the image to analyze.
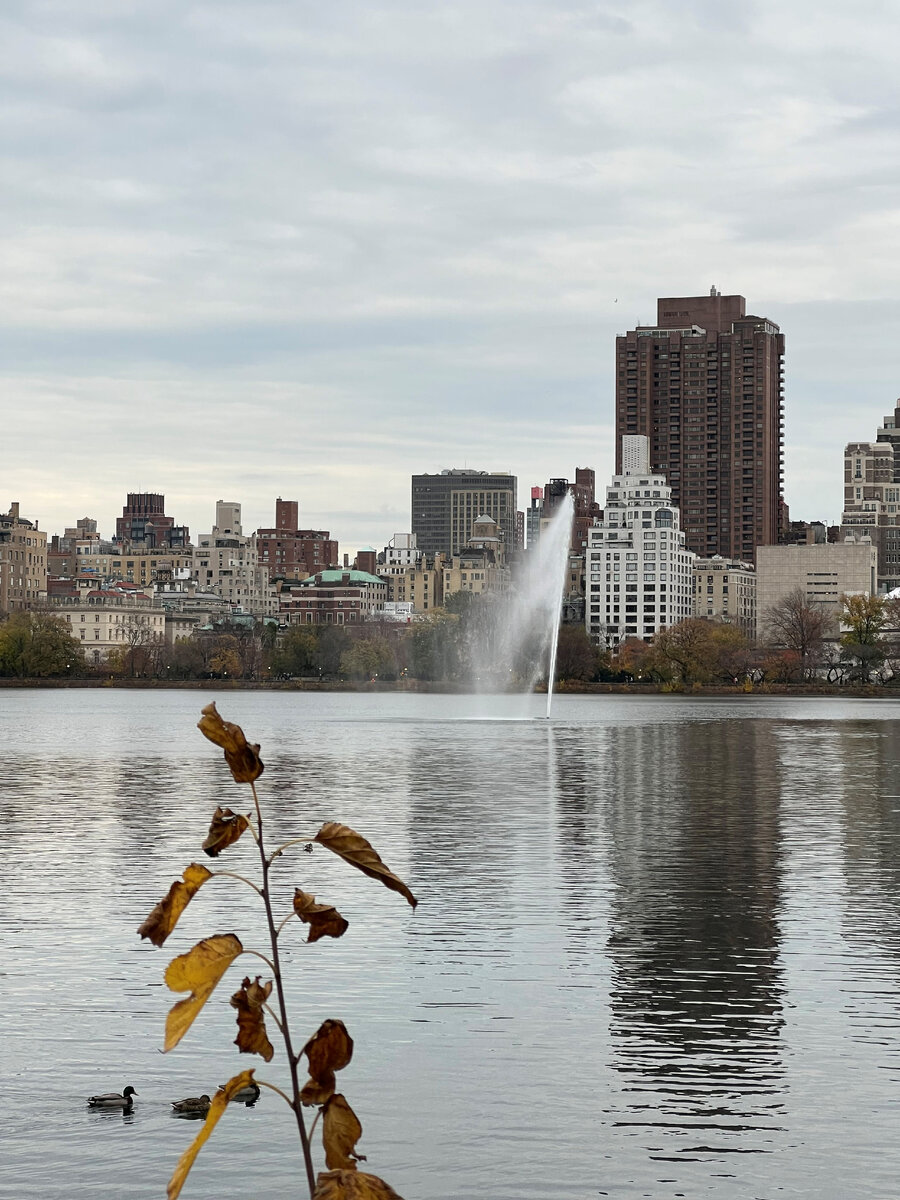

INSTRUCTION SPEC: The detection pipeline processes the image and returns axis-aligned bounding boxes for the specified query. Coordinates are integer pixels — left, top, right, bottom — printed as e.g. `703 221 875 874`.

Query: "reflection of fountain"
465 491 574 714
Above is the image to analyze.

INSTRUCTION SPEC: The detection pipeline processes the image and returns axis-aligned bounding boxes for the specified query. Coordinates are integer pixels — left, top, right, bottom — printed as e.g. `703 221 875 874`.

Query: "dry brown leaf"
197 702 264 783
202 807 251 858
164 934 243 1051
293 888 350 942
323 1094 365 1170
312 1170 406 1200
300 1071 336 1106
302 1019 354 1081
138 863 213 947
167 1069 256 1200
313 823 417 909
230 974 274 1061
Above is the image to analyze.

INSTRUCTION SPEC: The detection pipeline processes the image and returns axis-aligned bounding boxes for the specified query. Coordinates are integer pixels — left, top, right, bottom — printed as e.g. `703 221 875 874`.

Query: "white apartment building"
586 436 695 647
193 501 276 618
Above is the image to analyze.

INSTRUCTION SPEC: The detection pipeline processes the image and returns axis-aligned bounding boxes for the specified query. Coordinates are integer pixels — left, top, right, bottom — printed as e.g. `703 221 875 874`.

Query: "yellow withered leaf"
202 807 251 858
197 702 264 783
167 1069 256 1200
312 1170 406 1200
230 975 274 1061
300 1071 336 1106
323 1094 366 1170
164 934 243 1051
138 863 213 947
293 888 350 942
313 823 417 909
302 1019 354 1081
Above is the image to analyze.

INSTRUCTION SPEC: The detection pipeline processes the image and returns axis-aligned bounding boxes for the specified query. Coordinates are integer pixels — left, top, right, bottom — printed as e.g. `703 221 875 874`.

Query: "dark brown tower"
615 290 785 561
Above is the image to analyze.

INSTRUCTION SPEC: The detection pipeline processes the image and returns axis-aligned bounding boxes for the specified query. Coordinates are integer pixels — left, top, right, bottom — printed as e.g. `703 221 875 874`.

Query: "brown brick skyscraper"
615 289 785 562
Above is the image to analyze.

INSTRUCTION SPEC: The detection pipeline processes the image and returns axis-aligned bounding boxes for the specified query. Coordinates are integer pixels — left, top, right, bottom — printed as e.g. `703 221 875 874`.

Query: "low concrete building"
692 556 756 640
755 541 878 643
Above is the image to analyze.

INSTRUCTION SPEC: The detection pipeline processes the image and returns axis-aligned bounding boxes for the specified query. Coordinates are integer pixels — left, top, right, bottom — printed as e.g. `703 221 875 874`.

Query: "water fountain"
464 490 574 716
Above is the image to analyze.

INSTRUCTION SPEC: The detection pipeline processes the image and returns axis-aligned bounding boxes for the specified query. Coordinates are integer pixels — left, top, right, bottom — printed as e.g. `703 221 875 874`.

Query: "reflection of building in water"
600 720 786 1154
831 722 900 980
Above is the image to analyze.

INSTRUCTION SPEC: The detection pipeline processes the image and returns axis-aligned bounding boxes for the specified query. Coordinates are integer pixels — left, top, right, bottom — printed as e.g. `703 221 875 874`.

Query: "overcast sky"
3 0 900 552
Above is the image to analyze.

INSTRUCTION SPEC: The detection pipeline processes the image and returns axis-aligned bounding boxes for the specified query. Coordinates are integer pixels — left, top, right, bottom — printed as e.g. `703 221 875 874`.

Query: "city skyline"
4 2 900 547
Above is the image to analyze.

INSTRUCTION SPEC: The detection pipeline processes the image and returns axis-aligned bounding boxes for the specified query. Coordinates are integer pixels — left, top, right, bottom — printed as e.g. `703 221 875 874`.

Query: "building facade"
256 497 339 581
193 501 275 617
755 541 878 644
840 408 900 593
586 437 695 647
279 570 387 625
55 586 166 666
692 556 756 640
0 503 47 611
411 469 517 558
615 289 785 562
115 493 189 549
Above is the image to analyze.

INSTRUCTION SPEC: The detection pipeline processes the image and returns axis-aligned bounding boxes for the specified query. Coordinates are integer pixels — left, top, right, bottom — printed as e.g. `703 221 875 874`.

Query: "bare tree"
763 587 831 680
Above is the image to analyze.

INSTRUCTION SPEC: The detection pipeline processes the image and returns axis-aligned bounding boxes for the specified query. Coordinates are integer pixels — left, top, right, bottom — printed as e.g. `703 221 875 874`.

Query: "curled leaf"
300 1071 336 1106
202 807 251 858
313 823 417 909
230 975 274 1061
167 1070 256 1200
164 934 243 1051
312 1170 406 1199
138 863 213 947
293 889 349 942
302 1019 354 1081
323 1094 366 1170
197 702 264 783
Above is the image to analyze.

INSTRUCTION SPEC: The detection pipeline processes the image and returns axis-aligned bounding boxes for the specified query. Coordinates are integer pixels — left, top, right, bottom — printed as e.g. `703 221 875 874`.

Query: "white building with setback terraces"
586 436 695 647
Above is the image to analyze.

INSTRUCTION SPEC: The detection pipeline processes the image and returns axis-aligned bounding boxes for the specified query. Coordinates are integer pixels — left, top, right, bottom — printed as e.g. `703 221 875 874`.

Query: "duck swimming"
87 1086 137 1109
171 1095 212 1116
218 1082 261 1104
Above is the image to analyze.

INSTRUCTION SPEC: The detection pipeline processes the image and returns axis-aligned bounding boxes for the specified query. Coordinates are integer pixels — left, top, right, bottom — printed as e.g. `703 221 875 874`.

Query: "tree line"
3 588 899 686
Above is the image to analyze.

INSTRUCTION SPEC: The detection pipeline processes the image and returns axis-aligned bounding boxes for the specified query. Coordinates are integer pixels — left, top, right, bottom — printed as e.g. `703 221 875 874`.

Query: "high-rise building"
615 289 785 562
586 437 695 647
411 470 517 558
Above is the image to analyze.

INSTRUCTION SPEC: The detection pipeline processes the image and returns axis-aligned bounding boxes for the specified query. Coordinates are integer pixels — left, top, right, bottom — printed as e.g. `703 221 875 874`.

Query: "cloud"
2 0 900 551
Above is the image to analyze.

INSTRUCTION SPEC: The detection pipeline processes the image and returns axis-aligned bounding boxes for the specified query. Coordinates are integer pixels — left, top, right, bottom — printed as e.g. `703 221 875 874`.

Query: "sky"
3 0 900 553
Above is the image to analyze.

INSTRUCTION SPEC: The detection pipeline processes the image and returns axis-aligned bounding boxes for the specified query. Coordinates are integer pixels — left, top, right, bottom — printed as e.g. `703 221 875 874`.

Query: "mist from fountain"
464 490 574 716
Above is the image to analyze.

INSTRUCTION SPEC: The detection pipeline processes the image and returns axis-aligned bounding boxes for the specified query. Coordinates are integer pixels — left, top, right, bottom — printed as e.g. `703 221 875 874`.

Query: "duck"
171 1095 212 1116
218 1082 261 1104
87 1086 137 1109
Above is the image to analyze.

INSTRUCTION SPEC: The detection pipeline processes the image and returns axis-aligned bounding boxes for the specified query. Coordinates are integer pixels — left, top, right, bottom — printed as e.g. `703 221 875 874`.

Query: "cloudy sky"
3 0 900 552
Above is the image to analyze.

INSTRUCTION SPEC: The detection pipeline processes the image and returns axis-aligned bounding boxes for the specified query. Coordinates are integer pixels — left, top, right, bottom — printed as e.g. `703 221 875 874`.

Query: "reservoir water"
2 690 900 1199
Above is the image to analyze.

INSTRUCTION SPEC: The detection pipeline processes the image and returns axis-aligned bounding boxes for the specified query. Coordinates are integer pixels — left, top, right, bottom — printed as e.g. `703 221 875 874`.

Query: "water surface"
2 691 900 1198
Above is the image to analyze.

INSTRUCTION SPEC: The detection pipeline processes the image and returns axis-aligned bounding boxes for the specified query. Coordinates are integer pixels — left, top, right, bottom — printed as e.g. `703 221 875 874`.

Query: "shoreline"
1 677 898 698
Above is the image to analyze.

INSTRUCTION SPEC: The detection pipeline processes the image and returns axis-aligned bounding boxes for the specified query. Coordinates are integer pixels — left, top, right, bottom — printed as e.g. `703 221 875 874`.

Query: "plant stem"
212 869 263 896
251 781 316 1198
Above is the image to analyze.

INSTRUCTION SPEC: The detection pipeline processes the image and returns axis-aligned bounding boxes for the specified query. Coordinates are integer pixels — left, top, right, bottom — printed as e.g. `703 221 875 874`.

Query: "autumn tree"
340 636 398 681
0 611 83 677
271 625 319 677
839 593 889 682
763 587 831 680
553 624 607 682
